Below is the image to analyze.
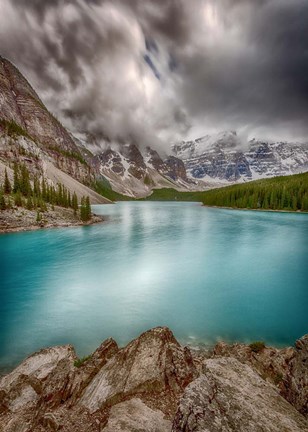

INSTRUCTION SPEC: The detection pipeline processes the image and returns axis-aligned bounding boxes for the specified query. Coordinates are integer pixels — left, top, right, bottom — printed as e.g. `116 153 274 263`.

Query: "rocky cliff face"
0 56 109 204
0 327 307 432
173 131 308 185
96 144 193 197
0 56 93 182
0 57 76 153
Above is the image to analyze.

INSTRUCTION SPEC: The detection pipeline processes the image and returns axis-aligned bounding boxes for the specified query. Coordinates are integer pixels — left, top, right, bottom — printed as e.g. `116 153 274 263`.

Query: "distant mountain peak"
173 131 308 183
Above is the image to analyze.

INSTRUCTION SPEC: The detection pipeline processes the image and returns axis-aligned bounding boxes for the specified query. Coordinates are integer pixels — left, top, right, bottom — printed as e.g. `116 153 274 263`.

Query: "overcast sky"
0 0 307 149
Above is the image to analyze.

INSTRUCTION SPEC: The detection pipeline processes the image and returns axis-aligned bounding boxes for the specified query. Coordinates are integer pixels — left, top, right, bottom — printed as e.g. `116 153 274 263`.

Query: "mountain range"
173 131 308 186
1 56 308 199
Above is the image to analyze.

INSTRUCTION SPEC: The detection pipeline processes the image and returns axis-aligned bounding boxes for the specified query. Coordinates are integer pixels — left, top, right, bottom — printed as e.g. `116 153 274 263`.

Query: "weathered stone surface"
68 338 119 404
284 334 308 417
79 327 198 414
0 329 307 432
103 398 172 432
0 345 76 414
172 357 308 432
213 340 294 386
213 334 308 417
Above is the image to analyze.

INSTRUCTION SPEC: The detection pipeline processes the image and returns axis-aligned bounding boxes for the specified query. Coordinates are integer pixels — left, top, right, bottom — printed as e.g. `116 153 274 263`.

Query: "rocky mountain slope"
95 144 193 197
0 55 195 200
0 56 109 204
173 131 308 185
0 327 307 432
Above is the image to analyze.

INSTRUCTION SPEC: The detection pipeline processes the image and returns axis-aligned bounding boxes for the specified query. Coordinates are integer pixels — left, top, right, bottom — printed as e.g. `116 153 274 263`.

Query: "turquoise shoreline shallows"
0 202 307 370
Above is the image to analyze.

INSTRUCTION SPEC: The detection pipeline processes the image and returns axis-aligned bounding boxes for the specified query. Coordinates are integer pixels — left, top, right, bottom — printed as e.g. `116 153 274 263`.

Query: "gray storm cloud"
0 0 307 148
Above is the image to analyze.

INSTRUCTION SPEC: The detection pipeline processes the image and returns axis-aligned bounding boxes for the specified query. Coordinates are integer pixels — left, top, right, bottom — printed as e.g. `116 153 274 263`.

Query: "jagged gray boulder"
284 334 308 417
213 334 308 417
79 327 198 414
172 357 308 432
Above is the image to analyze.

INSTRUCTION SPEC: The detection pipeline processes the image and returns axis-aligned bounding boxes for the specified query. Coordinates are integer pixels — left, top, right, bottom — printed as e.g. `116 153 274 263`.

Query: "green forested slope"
142 172 308 212
201 172 308 211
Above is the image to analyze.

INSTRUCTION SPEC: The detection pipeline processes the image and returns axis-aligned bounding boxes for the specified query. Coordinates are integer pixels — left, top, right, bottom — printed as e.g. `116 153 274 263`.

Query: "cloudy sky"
0 0 307 149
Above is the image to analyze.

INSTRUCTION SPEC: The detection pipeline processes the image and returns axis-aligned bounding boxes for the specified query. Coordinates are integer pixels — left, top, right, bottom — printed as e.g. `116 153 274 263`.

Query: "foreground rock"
0 328 307 432
172 358 308 432
213 334 308 417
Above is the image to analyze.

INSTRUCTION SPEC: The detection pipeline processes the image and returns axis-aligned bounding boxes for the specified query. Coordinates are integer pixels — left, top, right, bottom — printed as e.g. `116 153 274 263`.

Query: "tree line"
201 172 308 211
0 163 92 221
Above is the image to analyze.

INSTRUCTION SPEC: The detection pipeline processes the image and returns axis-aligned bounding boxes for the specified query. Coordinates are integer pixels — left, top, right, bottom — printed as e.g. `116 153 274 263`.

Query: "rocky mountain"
0 55 108 204
0 55 194 201
95 144 193 197
0 327 307 432
173 131 308 185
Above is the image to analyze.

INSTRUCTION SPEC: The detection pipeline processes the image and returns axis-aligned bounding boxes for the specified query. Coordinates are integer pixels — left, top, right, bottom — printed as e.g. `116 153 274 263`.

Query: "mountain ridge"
173 131 308 185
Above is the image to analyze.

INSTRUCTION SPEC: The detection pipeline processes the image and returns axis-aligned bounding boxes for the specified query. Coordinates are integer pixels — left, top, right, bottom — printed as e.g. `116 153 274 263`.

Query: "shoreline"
203 204 308 214
0 334 296 377
0 213 104 234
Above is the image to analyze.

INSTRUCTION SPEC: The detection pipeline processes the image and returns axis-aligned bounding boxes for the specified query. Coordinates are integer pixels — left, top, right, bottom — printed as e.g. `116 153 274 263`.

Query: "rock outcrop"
213 334 308 417
79 327 198 415
0 328 307 432
172 358 308 432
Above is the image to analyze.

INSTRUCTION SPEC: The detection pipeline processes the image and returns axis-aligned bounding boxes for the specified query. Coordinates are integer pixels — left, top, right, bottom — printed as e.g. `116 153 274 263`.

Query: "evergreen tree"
33 176 41 197
4 169 11 194
201 172 308 212
14 191 22 207
26 196 34 210
80 196 91 221
72 192 78 215
85 196 91 219
13 163 20 193
0 193 6 210
19 164 30 196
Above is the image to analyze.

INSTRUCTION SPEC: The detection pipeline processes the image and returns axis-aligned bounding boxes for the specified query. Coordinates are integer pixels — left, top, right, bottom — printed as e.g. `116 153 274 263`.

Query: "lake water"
0 202 307 370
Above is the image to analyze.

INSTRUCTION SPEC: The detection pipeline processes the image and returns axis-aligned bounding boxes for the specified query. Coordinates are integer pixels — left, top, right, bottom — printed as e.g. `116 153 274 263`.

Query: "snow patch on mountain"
173 132 308 184
95 144 193 197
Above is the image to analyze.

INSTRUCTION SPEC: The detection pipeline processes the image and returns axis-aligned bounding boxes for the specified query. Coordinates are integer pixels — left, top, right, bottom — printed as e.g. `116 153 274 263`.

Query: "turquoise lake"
1 202 308 370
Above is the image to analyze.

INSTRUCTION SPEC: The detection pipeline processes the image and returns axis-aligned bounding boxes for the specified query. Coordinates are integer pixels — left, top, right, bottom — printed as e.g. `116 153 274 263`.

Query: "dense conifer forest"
143 172 308 212
201 172 308 211
0 163 92 221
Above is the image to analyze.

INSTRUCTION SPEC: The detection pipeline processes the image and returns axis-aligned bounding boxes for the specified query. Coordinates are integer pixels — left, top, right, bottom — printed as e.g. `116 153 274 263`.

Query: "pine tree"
14 191 22 206
4 169 11 194
0 193 6 210
20 164 32 196
80 196 91 221
72 192 78 215
33 176 41 197
80 196 86 221
26 196 34 210
85 196 91 220
13 163 20 193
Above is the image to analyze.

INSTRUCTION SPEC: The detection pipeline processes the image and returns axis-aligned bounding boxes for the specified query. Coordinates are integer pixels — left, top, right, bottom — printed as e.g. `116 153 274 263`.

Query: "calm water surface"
0 202 307 369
